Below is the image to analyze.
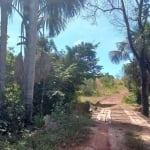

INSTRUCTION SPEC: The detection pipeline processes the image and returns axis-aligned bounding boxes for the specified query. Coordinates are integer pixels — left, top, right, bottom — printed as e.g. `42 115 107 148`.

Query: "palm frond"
109 50 122 64
109 50 130 64
40 0 85 37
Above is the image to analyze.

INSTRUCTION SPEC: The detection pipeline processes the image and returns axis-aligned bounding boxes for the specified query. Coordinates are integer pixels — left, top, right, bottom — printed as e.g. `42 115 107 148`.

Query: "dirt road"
70 93 150 150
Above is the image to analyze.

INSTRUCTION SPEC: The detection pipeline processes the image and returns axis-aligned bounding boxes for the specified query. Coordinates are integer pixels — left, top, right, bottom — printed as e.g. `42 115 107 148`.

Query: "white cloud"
73 40 82 46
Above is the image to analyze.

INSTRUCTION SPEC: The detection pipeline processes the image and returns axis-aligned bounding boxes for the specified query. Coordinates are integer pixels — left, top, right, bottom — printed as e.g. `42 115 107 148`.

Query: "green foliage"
26 115 93 150
124 94 137 104
0 141 12 150
34 115 44 128
0 114 94 150
5 83 21 102
6 48 15 82
123 61 142 104
50 101 67 119
79 73 124 98
79 78 99 96
99 74 123 96
65 42 102 80
123 61 141 91
0 49 24 137
0 101 24 136
33 41 102 116
100 73 115 88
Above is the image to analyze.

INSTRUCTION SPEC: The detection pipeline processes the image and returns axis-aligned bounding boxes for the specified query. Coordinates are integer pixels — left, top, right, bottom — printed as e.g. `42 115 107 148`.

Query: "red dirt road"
67 93 150 150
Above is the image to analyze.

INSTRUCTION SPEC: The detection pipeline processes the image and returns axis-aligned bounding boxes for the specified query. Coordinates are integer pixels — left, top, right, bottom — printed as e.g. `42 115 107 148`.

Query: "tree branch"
120 0 140 62
86 2 122 13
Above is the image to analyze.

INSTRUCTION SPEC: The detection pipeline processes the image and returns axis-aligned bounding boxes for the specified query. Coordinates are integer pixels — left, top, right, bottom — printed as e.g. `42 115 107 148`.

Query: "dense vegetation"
87 0 150 116
0 36 102 149
1 0 150 149
0 37 125 149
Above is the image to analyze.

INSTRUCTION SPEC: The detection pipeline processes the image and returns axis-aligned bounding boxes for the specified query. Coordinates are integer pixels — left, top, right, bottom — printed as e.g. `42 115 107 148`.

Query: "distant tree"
14 0 86 123
33 42 102 115
64 42 102 82
86 0 150 116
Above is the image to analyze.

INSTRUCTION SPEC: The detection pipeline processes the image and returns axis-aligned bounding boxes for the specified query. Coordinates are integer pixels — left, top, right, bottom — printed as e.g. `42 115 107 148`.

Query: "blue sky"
8 13 126 77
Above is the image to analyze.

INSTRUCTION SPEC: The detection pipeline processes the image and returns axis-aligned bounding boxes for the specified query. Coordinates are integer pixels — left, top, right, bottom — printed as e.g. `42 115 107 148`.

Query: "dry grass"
79 78 127 104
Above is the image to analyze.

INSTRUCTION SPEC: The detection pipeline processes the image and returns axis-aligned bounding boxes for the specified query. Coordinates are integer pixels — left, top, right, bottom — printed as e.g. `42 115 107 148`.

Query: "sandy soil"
65 92 150 150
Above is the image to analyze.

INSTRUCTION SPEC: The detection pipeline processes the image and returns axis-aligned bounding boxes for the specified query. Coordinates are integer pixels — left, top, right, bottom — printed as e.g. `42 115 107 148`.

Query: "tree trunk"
140 52 149 117
0 0 8 103
24 0 38 124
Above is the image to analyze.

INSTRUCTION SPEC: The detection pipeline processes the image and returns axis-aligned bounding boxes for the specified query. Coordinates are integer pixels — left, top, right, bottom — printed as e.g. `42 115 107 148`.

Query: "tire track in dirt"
67 93 150 150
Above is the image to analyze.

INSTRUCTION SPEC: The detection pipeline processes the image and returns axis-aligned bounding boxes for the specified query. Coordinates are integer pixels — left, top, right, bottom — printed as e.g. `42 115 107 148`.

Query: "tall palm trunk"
24 0 38 124
0 0 8 103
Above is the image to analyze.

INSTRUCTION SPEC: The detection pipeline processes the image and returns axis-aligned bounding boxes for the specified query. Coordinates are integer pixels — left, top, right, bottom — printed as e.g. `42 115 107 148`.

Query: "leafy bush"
34 115 44 128
124 94 137 104
100 75 115 88
79 78 99 96
0 101 24 137
0 114 94 150
26 114 93 150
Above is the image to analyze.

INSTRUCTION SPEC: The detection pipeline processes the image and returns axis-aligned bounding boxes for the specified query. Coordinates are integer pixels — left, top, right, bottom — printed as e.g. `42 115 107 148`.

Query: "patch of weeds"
123 93 137 104
34 115 44 128
25 114 94 150
3 114 94 150
125 131 148 150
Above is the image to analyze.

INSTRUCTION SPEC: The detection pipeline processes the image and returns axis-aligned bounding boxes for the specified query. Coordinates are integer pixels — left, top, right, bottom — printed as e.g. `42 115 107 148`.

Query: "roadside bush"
0 101 24 138
1 113 94 150
34 115 44 128
124 94 137 104
26 114 94 150
79 79 98 96
100 75 115 88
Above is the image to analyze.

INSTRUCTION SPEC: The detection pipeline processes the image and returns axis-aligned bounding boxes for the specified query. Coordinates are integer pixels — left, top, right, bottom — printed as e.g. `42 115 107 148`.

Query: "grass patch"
125 131 148 150
0 114 94 150
78 78 126 98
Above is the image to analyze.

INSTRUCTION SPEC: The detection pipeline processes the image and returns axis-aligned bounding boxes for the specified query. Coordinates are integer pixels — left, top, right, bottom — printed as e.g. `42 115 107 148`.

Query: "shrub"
0 101 24 138
27 114 93 150
34 115 44 128
79 79 97 96
124 94 137 104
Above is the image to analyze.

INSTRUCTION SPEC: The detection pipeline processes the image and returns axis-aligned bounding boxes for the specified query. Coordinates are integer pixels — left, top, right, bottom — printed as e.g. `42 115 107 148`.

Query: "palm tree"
14 0 86 123
109 36 150 116
109 41 131 64
22 0 39 124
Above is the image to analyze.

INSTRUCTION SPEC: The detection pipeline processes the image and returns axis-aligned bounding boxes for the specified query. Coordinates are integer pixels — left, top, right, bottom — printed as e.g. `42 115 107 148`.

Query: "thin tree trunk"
40 80 45 115
24 0 38 124
141 70 149 116
140 51 149 117
0 0 8 103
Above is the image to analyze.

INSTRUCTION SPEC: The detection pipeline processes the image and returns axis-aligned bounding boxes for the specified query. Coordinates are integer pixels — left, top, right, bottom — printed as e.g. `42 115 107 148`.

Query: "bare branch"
87 2 122 13
137 0 144 30
135 0 140 6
